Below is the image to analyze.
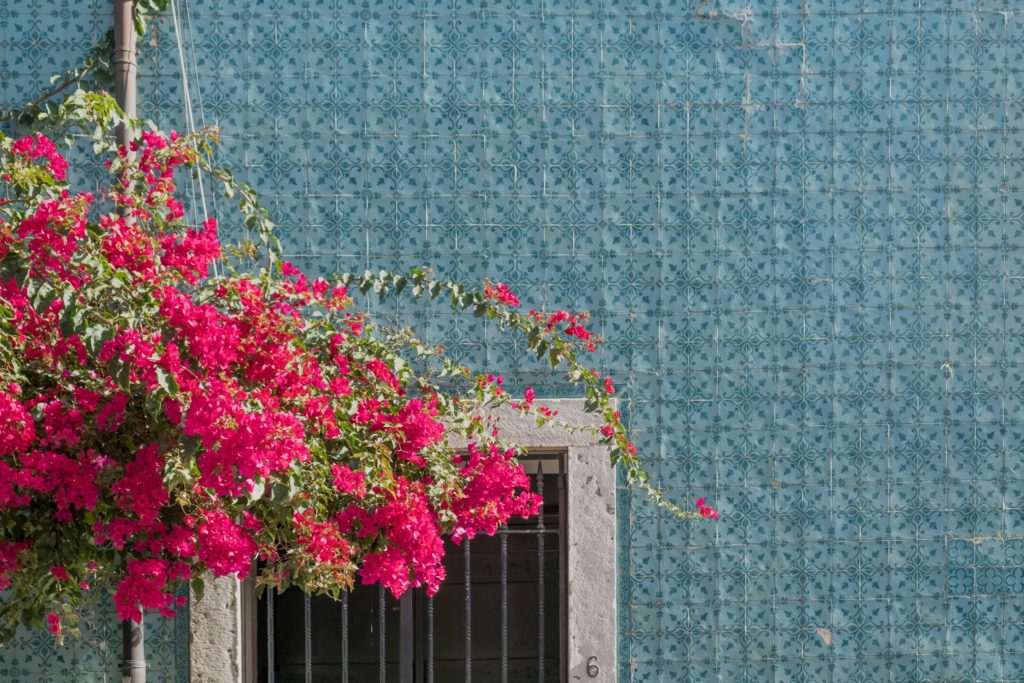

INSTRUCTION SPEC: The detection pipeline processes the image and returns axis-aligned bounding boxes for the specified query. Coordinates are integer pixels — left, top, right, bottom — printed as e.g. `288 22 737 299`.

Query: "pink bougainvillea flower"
0 124 684 642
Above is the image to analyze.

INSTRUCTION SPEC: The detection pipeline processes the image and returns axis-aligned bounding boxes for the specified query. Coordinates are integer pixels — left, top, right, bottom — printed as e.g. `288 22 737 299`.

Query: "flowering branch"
0 90 714 645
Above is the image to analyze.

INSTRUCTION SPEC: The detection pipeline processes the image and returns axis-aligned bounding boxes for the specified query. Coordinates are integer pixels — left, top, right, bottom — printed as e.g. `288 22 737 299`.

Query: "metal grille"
256 458 565 683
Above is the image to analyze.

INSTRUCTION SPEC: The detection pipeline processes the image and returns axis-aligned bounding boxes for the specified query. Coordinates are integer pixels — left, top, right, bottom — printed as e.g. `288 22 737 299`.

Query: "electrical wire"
169 0 219 276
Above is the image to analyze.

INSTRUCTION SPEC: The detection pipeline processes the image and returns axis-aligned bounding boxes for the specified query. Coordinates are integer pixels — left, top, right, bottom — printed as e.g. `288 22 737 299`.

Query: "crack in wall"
695 2 812 151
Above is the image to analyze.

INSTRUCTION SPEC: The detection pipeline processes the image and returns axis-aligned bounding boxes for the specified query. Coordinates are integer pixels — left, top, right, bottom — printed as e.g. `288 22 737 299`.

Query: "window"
258 455 564 682
189 400 616 683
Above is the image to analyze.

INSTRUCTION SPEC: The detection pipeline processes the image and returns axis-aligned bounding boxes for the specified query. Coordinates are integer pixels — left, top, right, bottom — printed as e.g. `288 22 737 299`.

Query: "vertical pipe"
304 593 312 683
121 619 146 683
267 588 275 683
113 0 137 155
379 586 386 683
240 578 256 683
114 5 142 683
464 539 472 683
500 532 508 683
427 596 435 683
341 591 349 683
536 462 545 682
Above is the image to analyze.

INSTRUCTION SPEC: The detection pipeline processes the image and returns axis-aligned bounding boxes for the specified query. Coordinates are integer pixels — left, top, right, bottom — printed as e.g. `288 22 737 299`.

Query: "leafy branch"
175 130 705 519
0 59 105 127
335 269 703 519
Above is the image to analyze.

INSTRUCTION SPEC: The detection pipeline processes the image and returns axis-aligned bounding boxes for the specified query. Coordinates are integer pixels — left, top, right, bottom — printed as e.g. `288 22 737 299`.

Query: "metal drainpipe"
113 2 145 682
113 0 138 158
122 619 146 683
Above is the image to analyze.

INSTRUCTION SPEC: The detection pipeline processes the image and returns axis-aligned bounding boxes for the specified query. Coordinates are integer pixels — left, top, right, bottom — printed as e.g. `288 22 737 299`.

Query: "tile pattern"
0 593 189 683
8 0 1024 680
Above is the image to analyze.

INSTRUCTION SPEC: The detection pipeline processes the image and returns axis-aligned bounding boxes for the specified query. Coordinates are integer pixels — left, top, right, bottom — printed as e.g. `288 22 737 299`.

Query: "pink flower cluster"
331 464 366 498
293 510 352 579
340 478 447 596
17 195 91 287
11 133 69 180
14 449 102 521
112 444 168 523
0 541 28 590
391 399 445 466
0 389 34 457
1 131 555 629
695 498 718 520
484 282 520 307
528 309 601 352
196 510 258 578
114 558 190 621
160 218 220 284
46 613 61 636
445 443 541 544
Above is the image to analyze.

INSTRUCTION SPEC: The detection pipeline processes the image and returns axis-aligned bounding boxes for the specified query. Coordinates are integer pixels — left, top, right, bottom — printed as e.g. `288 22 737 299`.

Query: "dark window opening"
256 455 566 683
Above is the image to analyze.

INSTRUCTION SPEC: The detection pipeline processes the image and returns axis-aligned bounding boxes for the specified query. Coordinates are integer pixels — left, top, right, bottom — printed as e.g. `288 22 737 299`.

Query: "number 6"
587 656 600 677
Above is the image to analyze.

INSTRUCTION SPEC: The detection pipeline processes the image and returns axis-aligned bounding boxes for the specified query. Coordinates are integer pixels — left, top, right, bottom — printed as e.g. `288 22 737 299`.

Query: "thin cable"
168 0 207 219
167 0 204 257
181 0 217 218
169 0 220 276
168 0 201 234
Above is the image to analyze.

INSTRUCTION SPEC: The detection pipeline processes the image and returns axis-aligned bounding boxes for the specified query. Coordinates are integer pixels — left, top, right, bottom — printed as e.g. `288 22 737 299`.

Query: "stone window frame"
188 399 617 682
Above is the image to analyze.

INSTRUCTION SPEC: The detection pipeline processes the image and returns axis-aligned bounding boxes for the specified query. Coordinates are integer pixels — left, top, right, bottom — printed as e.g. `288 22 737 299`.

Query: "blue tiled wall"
7 0 1024 680
0 605 188 683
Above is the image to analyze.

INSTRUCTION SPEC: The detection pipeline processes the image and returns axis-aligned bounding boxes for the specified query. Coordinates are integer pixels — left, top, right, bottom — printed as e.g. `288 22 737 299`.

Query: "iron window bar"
256 454 565 683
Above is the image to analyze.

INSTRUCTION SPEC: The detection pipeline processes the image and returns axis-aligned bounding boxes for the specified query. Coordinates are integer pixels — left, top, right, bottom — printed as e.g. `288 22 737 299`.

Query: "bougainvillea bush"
0 92 714 642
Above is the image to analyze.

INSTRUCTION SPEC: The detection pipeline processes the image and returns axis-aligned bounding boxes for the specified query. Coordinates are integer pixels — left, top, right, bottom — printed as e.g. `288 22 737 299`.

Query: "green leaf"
58 300 80 338
154 367 178 395
144 390 162 418
271 484 291 505
249 480 266 502
27 280 58 313
114 360 132 389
